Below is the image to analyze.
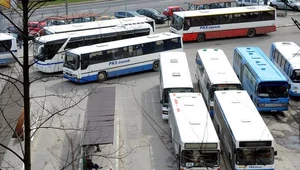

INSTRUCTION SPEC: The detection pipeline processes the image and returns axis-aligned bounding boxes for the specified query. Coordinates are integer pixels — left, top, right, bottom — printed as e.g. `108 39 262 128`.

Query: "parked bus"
63 32 183 83
33 23 153 73
0 33 17 65
159 52 194 120
169 92 221 170
195 48 242 116
270 42 300 97
233 47 289 112
213 90 277 170
170 6 276 42
41 16 156 36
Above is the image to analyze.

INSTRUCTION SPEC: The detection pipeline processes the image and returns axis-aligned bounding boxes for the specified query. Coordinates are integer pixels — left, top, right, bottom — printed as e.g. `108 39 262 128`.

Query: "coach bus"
233 47 289 112
169 93 221 170
159 52 194 120
213 90 277 170
170 6 276 42
270 42 300 97
63 32 183 83
33 23 153 73
195 48 242 116
0 33 18 65
41 16 156 36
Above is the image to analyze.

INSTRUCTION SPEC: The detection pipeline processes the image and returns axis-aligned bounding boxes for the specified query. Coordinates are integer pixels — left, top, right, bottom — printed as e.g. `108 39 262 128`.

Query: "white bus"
33 23 153 73
195 48 241 116
159 51 194 120
213 90 277 170
169 93 221 170
41 16 156 35
170 6 276 42
0 33 17 65
270 42 300 97
63 32 183 83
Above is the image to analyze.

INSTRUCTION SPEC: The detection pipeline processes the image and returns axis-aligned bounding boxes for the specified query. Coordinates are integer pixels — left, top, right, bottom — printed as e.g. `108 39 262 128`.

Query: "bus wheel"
197 33 205 42
247 29 256 38
153 61 159 72
97 72 107 82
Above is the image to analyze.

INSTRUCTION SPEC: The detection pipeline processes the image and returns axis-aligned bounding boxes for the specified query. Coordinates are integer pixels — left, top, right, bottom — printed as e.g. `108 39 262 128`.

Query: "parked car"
270 0 300 10
28 21 46 36
163 6 185 20
98 15 116 21
114 10 143 18
136 8 167 24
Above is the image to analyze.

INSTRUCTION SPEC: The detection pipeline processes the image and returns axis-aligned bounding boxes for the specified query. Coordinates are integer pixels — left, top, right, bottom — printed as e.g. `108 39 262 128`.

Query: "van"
236 0 266 6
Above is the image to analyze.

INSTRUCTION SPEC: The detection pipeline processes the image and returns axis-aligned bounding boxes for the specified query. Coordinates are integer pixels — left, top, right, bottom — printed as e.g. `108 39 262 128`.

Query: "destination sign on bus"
109 59 130 65
200 25 220 29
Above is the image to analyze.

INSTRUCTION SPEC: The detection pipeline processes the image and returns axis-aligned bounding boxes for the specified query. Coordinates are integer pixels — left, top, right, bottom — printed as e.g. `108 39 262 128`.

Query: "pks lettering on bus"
200 25 220 29
109 59 130 65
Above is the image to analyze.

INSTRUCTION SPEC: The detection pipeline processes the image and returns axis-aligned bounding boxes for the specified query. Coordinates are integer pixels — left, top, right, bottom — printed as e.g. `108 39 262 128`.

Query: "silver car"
270 0 300 10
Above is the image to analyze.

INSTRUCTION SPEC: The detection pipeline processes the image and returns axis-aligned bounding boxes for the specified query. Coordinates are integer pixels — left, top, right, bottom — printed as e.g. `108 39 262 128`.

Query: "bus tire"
97 72 107 82
247 28 256 38
293 6 298 11
197 33 205 42
153 61 159 72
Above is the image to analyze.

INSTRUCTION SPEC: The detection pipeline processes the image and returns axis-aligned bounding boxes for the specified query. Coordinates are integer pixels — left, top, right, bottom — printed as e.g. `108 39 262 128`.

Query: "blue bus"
233 47 289 112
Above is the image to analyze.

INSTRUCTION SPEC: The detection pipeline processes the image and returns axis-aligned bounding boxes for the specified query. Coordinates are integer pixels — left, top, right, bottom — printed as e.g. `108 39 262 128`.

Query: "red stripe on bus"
182 26 276 42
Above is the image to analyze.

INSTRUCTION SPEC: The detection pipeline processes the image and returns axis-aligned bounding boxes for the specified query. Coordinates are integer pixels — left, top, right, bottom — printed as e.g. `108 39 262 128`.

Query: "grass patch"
43 0 98 6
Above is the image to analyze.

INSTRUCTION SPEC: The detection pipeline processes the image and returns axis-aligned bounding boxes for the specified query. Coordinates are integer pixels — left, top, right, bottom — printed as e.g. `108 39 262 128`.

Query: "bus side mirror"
288 84 291 89
274 151 277 156
160 100 162 104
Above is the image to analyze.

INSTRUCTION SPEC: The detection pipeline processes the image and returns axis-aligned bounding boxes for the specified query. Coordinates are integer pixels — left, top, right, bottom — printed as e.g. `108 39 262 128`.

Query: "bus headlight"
259 103 265 107
283 103 289 107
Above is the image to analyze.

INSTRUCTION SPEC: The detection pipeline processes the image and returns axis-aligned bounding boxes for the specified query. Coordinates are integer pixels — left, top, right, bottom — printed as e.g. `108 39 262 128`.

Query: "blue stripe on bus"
64 63 153 83
289 90 300 96
35 61 64 66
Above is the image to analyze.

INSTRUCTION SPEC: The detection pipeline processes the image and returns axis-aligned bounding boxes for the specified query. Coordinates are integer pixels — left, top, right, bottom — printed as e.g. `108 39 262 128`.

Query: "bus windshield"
257 82 288 98
33 42 44 61
291 70 300 83
210 84 242 101
171 15 183 31
181 150 219 168
162 88 194 106
236 148 274 165
64 52 79 70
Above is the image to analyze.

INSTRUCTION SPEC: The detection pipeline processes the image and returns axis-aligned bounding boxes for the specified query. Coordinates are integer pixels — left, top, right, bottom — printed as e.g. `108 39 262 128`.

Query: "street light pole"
66 0 69 15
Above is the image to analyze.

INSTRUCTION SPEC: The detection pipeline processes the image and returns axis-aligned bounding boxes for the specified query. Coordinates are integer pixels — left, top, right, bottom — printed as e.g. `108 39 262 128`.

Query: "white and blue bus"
233 47 289 112
195 48 242 116
42 16 156 35
33 23 153 73
214 90 277 170
270 42 300 97
0 33 17 66
63 32 183 83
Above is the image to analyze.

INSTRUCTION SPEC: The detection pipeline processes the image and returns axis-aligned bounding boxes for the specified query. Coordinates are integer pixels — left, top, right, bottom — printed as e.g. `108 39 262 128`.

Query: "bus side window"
284 63 290 74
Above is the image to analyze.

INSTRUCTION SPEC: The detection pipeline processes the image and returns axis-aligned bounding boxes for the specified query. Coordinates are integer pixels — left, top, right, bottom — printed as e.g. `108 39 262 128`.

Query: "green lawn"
43 0 98 6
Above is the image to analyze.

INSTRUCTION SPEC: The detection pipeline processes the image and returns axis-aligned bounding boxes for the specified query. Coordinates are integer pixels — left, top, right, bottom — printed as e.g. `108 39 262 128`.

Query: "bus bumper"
289 90 300 97
257 106 289 112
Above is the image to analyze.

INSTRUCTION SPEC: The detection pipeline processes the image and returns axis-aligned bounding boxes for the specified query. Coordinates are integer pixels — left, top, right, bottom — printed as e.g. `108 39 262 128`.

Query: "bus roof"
159 52 194 89
235 47 287 82
174 6 275 17
43 16 154 34
36 23 152 43
68 32 181 55
214 90 274 142
0 33 15 40
169 93 219 144
272 42 300 70
185 0 236 6
197 48 241 85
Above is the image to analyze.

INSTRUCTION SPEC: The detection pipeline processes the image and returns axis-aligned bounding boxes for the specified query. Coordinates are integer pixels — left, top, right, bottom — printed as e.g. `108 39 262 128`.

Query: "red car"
163 6 185 19
28 21 46 36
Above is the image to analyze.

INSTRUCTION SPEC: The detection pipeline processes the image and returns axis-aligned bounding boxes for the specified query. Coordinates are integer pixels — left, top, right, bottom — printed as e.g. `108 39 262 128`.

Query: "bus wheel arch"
153 60 159 72
197 33 205 42
247 28 256 38
97 71 107 82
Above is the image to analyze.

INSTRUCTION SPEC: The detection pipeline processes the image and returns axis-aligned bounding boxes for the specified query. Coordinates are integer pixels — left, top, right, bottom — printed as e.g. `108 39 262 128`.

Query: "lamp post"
66 0 69 15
